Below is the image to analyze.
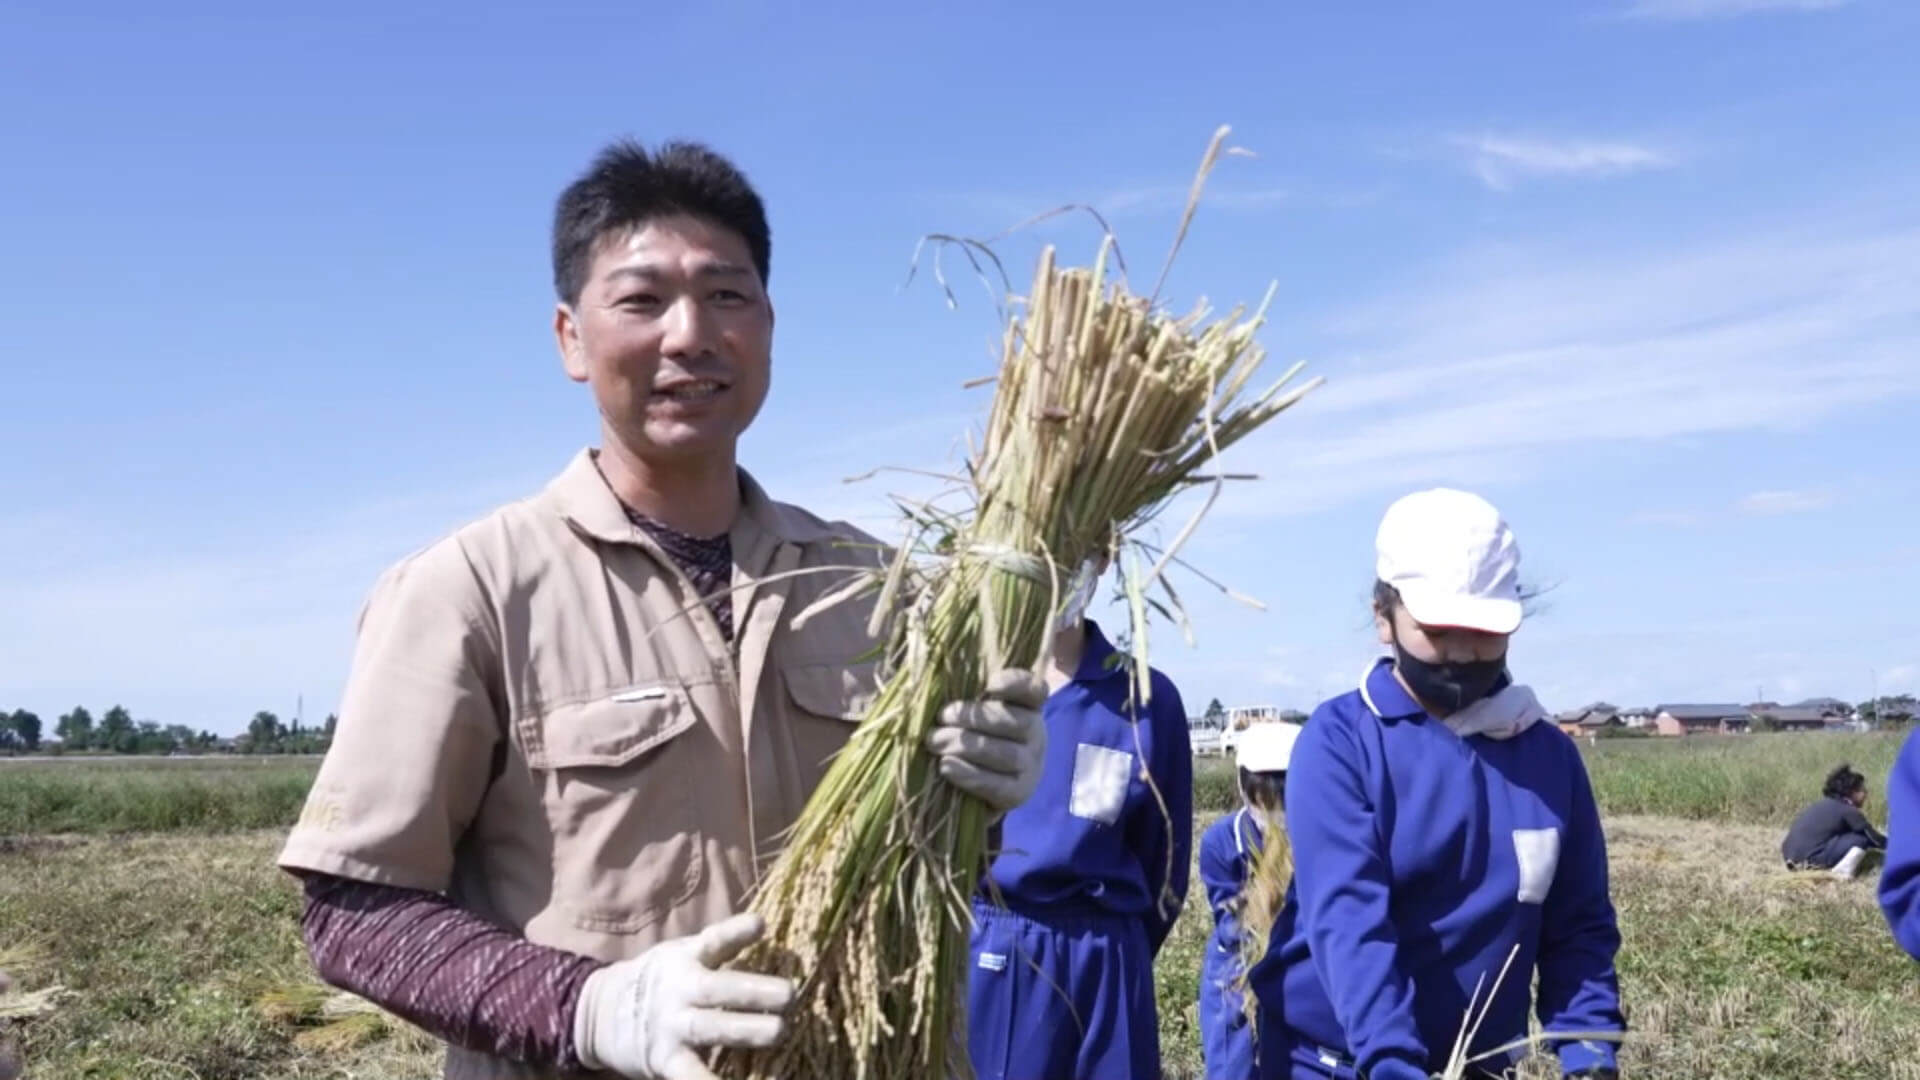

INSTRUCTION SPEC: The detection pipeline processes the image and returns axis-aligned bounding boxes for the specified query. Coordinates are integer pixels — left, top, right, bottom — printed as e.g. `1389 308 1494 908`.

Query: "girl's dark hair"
1239 766 1286 812
1372 579 1399 617
1824 763 1867 800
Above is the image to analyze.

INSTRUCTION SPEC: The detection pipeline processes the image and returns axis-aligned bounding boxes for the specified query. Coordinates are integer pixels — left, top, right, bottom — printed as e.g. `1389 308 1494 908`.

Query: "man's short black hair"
1825 763 1867 801
551 139 771 305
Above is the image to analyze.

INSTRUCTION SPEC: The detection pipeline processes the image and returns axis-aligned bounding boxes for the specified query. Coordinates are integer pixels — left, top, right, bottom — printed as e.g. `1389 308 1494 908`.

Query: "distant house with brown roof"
1555 704 1620 738
1752 705 1831 732
1654 704 1750 736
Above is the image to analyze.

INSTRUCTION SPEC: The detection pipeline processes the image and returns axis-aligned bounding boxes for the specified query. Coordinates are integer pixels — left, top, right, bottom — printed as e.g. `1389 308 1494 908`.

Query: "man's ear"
555 303 589 383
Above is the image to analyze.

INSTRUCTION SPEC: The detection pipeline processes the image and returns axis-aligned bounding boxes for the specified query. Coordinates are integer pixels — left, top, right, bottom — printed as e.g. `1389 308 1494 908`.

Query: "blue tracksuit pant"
966 900 1160 1080
1199 936 1258 1079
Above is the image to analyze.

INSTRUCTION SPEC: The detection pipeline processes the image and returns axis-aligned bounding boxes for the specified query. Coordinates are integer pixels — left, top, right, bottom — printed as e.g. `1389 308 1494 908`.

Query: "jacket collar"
1070 618 1132 684
547 448 843 547
1358 656 1425 720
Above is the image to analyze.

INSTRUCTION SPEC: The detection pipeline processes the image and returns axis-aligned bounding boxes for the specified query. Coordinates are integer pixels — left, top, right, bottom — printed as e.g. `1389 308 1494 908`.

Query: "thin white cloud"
1620 0 1851 20
1448 134 1674 191
1206 220 1920 521
1737 489 1835 515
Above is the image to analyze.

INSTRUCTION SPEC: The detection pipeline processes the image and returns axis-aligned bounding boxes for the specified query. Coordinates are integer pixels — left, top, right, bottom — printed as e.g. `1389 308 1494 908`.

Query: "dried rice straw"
1233 804 1293 1028
712 126 1322 1080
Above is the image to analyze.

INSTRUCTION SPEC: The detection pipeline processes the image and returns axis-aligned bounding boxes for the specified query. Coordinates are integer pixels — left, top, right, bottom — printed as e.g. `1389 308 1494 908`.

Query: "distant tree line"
0 705 336 756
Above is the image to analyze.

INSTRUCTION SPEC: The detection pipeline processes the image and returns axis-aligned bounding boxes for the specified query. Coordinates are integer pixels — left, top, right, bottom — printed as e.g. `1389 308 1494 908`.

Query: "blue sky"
4 0 1917 734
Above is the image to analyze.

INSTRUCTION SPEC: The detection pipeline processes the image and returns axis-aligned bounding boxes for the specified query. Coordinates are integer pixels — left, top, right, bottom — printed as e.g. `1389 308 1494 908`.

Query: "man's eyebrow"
604 264 661 283
602 261 754 283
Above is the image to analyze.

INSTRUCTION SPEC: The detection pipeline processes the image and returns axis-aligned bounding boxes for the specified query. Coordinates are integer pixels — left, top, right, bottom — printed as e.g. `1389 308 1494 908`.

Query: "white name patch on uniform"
1070 743 1133 825
1513 827 1561 904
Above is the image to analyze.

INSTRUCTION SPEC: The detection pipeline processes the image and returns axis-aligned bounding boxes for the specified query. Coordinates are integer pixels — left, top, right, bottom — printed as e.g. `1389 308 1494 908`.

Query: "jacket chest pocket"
1070 743 1136 825
780 659 878 781
518 681 707 934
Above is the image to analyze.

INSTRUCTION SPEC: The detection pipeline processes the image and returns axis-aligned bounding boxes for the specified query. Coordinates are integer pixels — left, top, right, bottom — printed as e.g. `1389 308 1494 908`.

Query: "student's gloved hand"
926 668 1049 813
572 913 794 1080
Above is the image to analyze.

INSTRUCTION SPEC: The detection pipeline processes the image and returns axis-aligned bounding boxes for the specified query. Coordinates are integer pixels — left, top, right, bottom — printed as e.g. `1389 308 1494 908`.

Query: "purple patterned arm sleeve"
296 871 603 1069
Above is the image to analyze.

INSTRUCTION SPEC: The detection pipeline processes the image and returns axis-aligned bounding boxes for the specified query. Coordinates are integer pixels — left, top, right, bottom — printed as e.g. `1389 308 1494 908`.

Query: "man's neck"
1044 621 1088 693
593 438 740 538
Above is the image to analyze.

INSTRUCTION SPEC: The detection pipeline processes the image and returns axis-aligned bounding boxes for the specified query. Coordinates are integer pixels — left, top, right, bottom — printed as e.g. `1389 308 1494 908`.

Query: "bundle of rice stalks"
712 127 1321 1080
1233 806 1293 1027
256 982 435 1056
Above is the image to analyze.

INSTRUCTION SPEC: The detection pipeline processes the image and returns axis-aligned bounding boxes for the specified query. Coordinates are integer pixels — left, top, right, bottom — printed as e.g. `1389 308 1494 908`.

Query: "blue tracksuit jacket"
1199 807 1268 1080
1250 658 1625 1080
1880 726 1920 960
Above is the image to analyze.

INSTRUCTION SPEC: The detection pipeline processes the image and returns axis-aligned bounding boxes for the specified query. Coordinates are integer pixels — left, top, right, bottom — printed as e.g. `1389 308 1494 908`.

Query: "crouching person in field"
274 139 1046 1080
1197 722 1301 1080
1879 729 1920 960
1247 489 1627 1080
1782 764 1887 880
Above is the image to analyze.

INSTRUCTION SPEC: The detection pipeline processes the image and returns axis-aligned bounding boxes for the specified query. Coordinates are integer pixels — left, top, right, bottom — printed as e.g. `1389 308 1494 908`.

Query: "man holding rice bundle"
275 139 1049 1080
1197 720 1300 1080
1249 489 1626 1080
964 558 1194 1080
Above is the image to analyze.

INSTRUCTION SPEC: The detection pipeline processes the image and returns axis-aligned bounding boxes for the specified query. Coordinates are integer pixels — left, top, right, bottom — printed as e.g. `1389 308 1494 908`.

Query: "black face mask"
1392 638 1510 714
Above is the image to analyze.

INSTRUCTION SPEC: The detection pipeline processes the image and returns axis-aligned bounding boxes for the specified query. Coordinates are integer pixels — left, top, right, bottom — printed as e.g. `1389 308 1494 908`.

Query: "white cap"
1235 722 1302 773
1374 488 1523 635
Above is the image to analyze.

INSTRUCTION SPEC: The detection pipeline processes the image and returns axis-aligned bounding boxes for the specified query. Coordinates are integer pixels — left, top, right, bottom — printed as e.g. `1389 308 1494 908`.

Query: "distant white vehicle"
1189 717 1228 756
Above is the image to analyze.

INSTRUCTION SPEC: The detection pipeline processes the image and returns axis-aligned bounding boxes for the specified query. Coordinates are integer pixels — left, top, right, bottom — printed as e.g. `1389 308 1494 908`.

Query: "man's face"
554 214 773 467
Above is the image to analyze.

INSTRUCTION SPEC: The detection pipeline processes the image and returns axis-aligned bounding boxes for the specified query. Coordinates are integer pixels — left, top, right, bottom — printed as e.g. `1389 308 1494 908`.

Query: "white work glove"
925 668 1049 814
572 912 794 1080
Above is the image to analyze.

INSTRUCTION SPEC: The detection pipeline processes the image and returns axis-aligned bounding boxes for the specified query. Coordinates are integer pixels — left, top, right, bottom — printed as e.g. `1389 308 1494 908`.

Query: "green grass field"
4 732 1919 1078
0 758 315 834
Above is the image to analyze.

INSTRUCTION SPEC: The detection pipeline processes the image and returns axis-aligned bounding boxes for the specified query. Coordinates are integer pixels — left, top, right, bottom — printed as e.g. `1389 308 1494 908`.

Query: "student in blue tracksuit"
1879 727 1920 960
1250 488 1626 1080
967 561 1194 1080
1199 721 1302 1080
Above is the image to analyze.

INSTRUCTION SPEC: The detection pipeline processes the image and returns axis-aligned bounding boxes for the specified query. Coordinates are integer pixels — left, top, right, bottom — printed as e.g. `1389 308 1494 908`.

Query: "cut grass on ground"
4 815 1917 1079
